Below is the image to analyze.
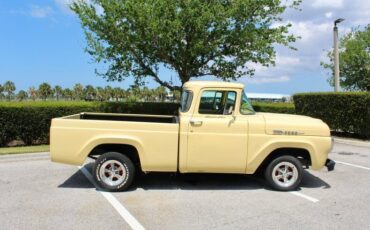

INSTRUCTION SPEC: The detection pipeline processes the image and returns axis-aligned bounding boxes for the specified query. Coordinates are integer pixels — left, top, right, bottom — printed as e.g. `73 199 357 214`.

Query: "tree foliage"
38 83 53 100
17 90 28 101
54 85 63 101
28 87 38 101
71 0 300 90
321 24 370 91
3 81 16 101
73 83 85 100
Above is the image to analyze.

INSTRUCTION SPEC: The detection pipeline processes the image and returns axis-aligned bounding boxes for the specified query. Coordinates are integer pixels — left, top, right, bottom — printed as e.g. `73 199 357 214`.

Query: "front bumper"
325 159 335 171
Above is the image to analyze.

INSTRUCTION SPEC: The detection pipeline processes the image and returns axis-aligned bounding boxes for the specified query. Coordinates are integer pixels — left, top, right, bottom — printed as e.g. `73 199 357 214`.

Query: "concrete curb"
0 152 50 160
333 137 370 148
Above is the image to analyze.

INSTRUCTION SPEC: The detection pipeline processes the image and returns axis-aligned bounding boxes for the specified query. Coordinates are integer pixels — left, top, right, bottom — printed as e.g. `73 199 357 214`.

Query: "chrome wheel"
99 160 127 187
272 162 298 188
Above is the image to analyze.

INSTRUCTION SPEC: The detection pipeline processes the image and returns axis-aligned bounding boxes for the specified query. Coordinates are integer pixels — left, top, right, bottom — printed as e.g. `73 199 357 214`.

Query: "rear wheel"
93 152 135 192
265 155 303 191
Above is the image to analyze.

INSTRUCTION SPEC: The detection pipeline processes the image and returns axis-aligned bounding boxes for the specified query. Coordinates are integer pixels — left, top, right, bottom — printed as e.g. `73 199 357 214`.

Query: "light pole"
333 18 344 92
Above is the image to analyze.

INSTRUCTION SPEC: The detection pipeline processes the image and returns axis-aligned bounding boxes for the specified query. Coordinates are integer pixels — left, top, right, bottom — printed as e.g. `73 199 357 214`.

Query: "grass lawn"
0 145 49 155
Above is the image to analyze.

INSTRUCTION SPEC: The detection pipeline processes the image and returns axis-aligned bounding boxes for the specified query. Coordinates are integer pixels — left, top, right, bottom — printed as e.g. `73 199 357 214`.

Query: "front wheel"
93 152 135 192
265 155 303 191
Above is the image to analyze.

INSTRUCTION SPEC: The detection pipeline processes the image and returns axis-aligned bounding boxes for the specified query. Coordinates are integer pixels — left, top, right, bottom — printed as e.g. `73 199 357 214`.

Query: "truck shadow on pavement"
59 163 331 191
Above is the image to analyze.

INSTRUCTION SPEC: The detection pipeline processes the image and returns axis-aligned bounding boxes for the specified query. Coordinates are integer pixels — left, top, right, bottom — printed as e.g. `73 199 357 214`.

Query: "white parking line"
289 191 319 203
336 161 370 171
78 166 146 230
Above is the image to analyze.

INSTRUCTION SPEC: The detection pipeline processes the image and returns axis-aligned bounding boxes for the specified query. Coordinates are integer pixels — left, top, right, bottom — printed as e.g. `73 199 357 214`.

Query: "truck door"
186 89 248 173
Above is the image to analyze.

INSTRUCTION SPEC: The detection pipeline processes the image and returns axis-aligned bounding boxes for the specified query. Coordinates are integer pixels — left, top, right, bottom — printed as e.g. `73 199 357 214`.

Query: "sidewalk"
333 137 370 148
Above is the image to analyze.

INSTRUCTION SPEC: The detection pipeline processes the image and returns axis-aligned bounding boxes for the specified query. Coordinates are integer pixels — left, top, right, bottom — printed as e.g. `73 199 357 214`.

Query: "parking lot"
1 139 370 230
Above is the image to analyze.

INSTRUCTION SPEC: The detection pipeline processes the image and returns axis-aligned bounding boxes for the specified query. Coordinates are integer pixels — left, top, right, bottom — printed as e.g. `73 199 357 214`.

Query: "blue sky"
0 0 369 94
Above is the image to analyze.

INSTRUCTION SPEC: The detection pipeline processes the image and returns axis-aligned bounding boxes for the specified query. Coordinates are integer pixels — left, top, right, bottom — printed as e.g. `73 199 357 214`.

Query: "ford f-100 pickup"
50 81 334 191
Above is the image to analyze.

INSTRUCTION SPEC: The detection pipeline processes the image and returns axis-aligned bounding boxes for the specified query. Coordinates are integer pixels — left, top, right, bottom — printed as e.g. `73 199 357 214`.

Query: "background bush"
251 102 295 114
0 101 99 146
293 92 370 138
0 101 294 147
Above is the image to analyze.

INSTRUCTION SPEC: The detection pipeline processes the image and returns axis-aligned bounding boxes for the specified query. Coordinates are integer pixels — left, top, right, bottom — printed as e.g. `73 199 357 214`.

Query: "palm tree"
173 89 181 102
95 87 104 101
38 82 53 100
155 86 167 102
0 84 3 100
113 87 122 101
63 88 73 101
142 87 152 102
17 90 28 101
28 87 38 101
84 85 96 101
73 83 84 100
3 81 16 101
54 85 63 101
104 86 113 101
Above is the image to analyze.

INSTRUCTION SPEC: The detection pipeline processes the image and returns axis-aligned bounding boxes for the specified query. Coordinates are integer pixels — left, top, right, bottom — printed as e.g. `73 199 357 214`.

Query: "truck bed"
50 112 179 172
79 112 177 123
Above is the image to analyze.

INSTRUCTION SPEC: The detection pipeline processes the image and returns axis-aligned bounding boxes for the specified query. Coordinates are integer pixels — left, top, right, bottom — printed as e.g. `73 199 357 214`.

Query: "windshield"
240 91 255 115
180 90 193 112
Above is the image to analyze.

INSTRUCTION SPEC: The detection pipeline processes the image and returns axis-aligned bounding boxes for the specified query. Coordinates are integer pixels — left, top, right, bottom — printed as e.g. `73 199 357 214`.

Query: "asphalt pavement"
0 140 369 230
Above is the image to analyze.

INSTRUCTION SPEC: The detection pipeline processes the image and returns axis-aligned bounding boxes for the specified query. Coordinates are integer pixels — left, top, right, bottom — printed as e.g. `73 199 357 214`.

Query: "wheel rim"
272 162 298 188
99 160 127 187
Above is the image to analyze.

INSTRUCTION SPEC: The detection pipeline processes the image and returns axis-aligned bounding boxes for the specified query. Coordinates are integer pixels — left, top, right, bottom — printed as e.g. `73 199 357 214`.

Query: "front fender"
246 137 328 174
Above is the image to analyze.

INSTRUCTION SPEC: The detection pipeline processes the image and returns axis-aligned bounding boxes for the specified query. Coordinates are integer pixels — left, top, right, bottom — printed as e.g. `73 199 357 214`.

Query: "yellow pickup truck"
50 81 334 191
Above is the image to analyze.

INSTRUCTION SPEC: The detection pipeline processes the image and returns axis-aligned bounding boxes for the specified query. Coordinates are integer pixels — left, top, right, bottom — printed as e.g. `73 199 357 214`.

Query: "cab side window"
199 90 236 115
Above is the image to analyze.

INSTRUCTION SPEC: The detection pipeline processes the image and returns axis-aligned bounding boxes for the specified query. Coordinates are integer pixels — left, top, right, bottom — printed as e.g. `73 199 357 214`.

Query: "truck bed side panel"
50 117 179 172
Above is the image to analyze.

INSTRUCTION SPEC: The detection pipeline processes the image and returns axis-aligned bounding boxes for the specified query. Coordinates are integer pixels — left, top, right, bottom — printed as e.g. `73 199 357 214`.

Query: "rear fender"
78 135 145 165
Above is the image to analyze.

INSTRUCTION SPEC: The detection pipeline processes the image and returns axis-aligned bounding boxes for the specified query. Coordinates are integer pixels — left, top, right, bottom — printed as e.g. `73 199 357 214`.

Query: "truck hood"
259 112 331 137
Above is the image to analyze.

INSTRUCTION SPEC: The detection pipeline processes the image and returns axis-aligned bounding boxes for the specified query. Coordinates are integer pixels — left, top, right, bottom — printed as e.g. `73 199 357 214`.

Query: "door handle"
190 119 203 126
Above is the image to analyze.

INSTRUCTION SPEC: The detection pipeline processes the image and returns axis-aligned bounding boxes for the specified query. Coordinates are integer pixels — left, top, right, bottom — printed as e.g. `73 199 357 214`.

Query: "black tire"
264 155 303 191
93 152 135 192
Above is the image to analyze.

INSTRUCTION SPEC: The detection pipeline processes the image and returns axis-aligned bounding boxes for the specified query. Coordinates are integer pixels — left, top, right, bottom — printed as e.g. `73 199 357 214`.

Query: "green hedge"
251 102 295 114
0 101 180 146
293 92 370 138
0 101 294 147
0 101 99 146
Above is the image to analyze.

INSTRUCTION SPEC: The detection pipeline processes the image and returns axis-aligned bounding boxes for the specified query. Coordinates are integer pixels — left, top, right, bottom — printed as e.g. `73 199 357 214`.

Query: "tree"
72 0 300 90
17 90 28 101
103 86 113 101
142 87 152 101
321 24 370 91
155 86 167 102
73 83 84 100
95 87 105 101
3 81 16 101
54 85 63 101
38 83 53 100
84 85 96 100
0 84 3 99
173 89 181 102
113 87 123 101
28 87 38 101
63 88 73 100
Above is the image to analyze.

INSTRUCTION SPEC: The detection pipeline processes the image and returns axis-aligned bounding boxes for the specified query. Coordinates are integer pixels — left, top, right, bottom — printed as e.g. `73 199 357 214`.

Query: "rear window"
180 90 193 112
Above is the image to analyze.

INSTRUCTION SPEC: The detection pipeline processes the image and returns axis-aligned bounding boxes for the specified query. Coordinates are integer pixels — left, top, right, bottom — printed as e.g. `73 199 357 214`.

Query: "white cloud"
54 0 74 13
246 76 290 84
276 55 300 66
54 0 104 15
30 5 53 18
240 54 299 85
325 12 333 18
312 0 343 8
289 21 332 44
